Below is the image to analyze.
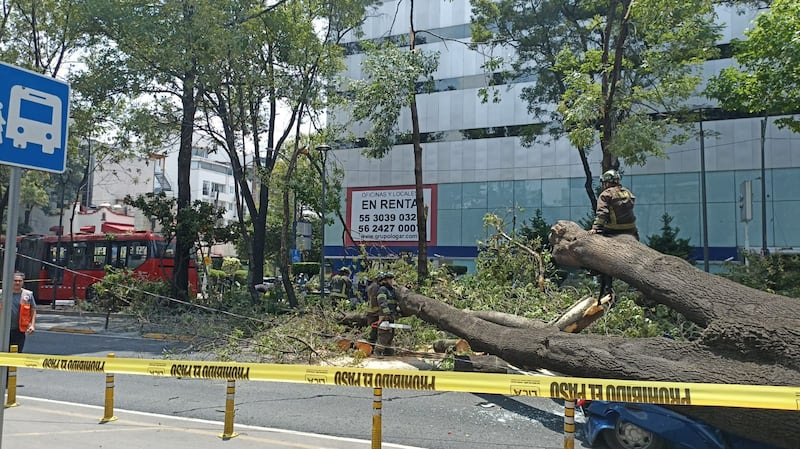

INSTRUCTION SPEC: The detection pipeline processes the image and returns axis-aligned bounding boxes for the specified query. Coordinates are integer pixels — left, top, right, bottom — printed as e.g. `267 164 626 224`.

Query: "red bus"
14 231 198 303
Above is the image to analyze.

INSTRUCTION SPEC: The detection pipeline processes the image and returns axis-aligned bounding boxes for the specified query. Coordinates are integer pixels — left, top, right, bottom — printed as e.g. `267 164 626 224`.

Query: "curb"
45 327 97 334
37 309 138 320
142 333 194 341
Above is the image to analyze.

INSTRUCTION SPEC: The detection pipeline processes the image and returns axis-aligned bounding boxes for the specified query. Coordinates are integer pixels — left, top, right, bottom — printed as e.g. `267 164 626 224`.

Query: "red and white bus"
13 230 198 303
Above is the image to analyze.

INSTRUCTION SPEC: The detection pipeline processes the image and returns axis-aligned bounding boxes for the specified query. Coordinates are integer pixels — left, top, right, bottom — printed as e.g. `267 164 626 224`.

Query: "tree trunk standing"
409 0 428 282
393 220 800 448
174 74 198 301
598 0 633 174
280 144 303 308
248 48 280 304
577 146 598 212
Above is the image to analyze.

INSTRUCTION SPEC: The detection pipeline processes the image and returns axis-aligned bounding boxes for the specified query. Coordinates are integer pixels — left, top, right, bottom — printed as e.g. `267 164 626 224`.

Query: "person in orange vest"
8 272 37 352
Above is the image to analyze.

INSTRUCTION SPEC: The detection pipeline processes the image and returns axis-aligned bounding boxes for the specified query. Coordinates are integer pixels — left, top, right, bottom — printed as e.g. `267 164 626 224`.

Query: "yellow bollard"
564 399 575 449
219 379 238 439
5 345 19 408
100 353 117 422
371 387 382 449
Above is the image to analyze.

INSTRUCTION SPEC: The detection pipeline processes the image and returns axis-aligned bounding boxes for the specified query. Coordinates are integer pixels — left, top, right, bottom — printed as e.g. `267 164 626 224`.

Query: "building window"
202 180 210 196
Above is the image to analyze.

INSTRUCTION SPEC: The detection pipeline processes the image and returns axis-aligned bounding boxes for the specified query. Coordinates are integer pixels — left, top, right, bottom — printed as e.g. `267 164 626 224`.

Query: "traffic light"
739 180 752 223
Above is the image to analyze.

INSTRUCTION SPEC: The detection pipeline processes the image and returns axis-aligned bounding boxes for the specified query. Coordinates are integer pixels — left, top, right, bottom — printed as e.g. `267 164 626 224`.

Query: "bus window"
69 242 91 270
110 242 129 269
155 241 176 258
47 243 68 282
92 243 107 269
127 241 148 269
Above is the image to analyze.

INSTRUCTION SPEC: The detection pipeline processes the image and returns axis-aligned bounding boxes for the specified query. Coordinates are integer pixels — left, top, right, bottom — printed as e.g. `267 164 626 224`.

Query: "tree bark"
394 220 800 449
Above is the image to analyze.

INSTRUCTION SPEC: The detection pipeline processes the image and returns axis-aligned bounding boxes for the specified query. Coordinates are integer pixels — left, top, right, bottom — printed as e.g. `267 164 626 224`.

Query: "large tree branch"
394 220 800 448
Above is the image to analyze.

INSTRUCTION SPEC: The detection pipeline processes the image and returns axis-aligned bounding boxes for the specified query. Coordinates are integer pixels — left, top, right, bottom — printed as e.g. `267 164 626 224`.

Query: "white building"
32 144 242 257
325 1 800 272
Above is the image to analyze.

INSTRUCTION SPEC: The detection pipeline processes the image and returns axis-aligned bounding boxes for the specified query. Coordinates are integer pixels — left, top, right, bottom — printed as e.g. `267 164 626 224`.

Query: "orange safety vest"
18 290 34 332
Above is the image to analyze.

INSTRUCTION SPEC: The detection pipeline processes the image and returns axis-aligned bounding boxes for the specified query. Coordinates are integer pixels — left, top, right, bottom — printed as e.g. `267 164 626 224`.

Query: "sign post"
0 61 70 438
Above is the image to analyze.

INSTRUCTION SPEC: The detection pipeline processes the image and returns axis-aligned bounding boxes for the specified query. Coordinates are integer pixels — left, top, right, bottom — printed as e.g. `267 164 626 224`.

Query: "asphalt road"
18 328 596 449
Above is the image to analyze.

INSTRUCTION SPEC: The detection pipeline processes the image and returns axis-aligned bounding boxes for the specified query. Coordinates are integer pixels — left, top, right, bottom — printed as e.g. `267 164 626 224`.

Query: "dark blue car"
580 400 781 449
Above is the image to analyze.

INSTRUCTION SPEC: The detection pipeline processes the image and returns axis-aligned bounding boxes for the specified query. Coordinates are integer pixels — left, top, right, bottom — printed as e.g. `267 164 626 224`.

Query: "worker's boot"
376 329 392 357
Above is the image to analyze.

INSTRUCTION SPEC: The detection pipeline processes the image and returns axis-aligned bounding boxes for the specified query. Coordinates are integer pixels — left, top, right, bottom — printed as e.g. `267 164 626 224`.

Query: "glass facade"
431 167 800 254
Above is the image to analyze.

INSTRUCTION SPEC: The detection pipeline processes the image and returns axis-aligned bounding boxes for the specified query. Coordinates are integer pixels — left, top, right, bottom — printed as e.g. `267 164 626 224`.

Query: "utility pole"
699 110 709 272
760 116 768 257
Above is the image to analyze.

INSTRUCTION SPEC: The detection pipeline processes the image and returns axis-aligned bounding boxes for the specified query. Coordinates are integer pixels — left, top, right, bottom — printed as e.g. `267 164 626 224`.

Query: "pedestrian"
6 272 37 352
296 273 308 290
588 169 638 299
374 272 398 356
329 267 354 306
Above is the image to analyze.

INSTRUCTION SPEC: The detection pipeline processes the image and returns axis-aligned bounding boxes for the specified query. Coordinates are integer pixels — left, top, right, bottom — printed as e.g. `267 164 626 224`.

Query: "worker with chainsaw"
374 272 398 356
588 169 638 299
329 266 354 306
365 273 382 344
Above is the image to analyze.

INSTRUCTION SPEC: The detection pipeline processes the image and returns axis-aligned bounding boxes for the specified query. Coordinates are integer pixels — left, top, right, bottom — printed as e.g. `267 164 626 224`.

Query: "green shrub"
723 253 800 298
292 262 320 277
234 269 248 284
647 213 692 260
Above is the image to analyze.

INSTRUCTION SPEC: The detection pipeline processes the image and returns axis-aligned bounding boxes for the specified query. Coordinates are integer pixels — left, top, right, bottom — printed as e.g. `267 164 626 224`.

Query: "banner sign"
346 185 437 246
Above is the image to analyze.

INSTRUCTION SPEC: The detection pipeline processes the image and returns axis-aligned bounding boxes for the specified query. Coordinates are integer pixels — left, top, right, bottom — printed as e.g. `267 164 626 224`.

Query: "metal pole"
0 166 23 438
371 387 383 449
760 116 768 256
220 378 238 439
100 353 117 422
52 176 66 309
84 139 92 209
5 345 19 408
563 399 575 449
699 115 709 272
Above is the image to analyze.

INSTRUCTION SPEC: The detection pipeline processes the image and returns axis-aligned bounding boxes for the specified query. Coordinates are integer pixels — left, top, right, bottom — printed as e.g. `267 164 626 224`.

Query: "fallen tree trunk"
394 220 800 449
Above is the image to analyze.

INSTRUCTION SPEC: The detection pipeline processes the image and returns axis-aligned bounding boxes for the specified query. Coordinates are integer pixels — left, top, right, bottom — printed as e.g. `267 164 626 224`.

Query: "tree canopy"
469 0 732 206
707 0 800 132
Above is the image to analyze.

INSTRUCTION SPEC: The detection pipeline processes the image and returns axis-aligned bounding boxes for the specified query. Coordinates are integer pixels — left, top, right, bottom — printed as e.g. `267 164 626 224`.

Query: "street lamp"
691 106 711 272
697 108 709 272
316 145 331 302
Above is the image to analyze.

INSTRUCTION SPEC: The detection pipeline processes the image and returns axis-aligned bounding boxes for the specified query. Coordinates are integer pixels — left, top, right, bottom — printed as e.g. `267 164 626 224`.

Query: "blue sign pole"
0 166 22 438
0 62 70 437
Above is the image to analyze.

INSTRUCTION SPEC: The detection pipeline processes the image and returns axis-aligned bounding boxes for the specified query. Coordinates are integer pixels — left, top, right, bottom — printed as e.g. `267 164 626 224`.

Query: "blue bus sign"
0 62 70 173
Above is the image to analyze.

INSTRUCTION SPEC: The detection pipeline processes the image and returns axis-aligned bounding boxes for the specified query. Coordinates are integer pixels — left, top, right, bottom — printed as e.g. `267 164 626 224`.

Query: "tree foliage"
707 0 800 132
469 0 729 207
646 212 692 260
124 192 237 296
347 41 438 156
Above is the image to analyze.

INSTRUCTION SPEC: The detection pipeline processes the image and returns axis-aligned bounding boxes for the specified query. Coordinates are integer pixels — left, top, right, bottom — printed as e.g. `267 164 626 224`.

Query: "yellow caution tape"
3 352 798 411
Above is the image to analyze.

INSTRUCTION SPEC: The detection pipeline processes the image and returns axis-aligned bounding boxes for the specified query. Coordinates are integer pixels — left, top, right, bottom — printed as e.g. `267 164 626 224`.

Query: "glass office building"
325 1 800 271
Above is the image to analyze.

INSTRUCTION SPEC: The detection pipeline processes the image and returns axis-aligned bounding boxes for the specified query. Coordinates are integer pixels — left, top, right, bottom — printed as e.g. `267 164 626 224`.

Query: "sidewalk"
3 396 424 449
35 309 150 338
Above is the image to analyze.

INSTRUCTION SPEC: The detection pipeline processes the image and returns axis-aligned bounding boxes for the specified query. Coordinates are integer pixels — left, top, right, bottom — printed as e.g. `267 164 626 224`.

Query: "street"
18 329 594 449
